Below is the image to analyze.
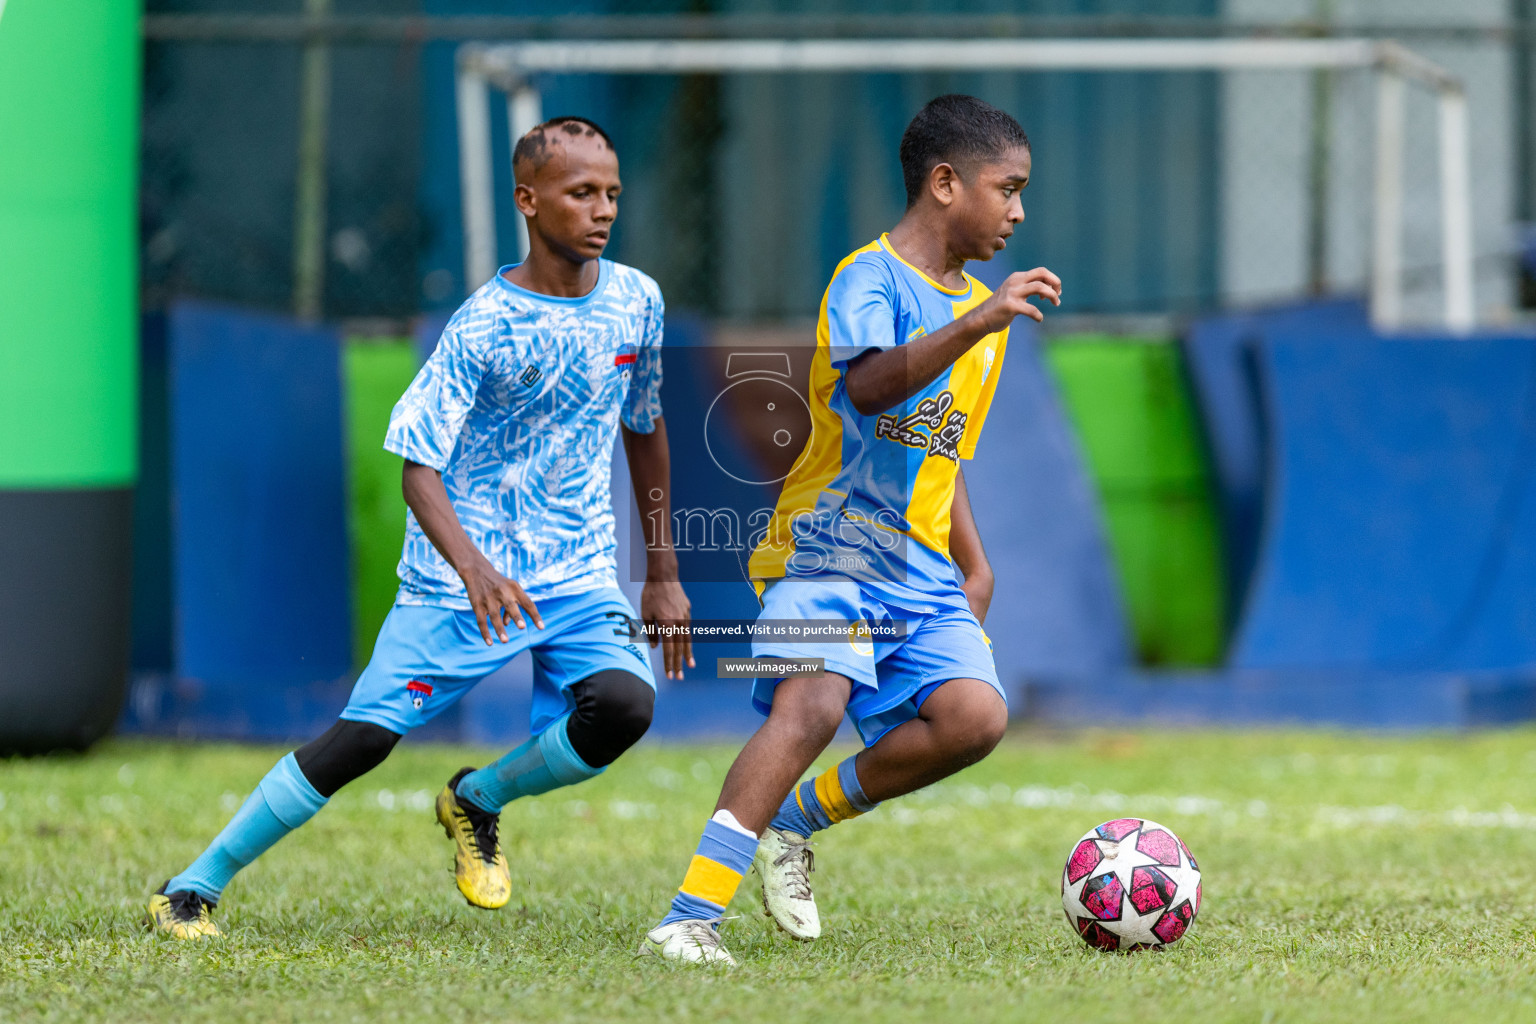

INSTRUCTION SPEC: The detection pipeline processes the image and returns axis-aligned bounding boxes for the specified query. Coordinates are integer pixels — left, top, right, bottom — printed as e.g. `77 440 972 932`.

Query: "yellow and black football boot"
145 883 221 940
436 767 511 909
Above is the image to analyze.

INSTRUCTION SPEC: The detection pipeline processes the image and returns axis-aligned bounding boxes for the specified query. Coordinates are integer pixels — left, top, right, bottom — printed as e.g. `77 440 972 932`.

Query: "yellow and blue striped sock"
770 755 878 836
658 810 759 927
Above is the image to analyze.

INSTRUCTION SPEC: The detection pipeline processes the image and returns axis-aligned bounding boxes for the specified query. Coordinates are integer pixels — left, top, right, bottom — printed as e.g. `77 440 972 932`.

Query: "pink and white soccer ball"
1060 818 1201 952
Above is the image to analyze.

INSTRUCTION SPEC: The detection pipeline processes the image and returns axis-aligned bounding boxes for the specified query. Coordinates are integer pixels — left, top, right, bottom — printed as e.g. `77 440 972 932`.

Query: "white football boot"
755 827 821 940
638 920 737 966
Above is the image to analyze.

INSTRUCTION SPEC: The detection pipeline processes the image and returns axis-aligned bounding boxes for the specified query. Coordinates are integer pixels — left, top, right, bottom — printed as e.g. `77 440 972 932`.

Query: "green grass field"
5 728 1536 1023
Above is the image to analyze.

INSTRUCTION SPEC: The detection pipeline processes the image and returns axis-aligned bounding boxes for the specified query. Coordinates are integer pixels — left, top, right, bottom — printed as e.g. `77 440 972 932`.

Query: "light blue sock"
166 753 327 903
454 713 603 813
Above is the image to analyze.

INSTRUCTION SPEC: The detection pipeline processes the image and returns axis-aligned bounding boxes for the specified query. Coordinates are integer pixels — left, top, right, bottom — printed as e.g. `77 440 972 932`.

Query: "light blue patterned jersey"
384 260 664 608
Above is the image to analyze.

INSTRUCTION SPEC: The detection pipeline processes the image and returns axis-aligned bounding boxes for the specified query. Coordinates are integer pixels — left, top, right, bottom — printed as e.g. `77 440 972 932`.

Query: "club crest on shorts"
848 620 875 657
406 679 433 709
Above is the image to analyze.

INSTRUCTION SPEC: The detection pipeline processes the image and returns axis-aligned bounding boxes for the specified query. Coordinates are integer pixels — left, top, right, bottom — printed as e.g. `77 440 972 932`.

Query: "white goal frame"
456 38 1474 332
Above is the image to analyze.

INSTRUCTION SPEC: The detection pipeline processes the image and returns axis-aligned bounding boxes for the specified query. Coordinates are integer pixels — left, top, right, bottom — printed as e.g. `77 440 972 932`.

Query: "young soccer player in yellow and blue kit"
641 95 1062 964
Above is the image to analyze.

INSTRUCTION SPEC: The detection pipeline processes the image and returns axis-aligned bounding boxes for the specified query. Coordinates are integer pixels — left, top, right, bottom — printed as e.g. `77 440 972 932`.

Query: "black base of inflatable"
0 488 132 754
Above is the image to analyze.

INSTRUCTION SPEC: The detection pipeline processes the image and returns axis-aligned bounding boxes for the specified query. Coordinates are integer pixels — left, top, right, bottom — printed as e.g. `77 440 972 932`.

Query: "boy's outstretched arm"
622 418 695 679
402 460 545 645
949 467 994 624
842 267 1060 416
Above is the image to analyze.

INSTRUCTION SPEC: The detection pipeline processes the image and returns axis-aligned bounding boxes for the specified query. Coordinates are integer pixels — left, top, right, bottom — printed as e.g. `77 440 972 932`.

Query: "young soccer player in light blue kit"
147 117 693 939
642 95 1062 964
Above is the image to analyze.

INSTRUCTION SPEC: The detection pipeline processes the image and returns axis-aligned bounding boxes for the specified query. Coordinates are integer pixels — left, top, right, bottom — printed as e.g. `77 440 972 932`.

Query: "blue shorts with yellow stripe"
340 586 653 737
749 578 1003 745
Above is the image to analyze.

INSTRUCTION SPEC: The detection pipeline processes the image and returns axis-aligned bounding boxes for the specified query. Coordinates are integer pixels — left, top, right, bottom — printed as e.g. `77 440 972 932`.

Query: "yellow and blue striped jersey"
748 235 1007 607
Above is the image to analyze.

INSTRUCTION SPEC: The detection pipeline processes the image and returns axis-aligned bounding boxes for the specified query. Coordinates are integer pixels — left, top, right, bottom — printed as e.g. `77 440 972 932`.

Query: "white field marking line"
2 782 1528 831
365 788 434 813
883 781 1536 832
339 779 1536 832
354 788 665 821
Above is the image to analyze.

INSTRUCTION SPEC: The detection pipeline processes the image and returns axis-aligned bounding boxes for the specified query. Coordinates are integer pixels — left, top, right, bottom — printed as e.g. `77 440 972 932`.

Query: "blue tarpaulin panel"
1233 331 1536 674
965 325 1134 686
141 301 353 736
1181 299 1368 630
127 301 1536 738
1023 669 1536 729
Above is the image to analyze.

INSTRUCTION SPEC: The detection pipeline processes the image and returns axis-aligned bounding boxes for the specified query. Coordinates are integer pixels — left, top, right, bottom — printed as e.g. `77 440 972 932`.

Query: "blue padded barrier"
1232 331 1536 673
1181 299 1368 631
1022 669 1536 729
131 314 173 676
123 302 355 740
1020 325 1536 730
966 325 1134 684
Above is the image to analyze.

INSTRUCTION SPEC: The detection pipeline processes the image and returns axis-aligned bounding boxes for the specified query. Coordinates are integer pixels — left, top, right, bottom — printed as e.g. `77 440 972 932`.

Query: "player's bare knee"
970 703 1009 758
770 678 847 749
937 695 1008 765
780 702 844 749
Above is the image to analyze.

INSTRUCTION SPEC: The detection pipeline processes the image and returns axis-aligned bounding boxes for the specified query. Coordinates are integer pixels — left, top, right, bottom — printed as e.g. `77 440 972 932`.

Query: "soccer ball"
1060 817 1201 952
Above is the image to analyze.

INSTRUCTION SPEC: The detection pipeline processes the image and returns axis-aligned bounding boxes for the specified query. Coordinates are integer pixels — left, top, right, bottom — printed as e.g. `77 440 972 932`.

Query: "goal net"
455 38 1474 331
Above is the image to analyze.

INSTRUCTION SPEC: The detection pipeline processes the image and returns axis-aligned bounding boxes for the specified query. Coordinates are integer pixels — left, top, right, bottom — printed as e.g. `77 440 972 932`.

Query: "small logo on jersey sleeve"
614 342 638 368
519 365 543 387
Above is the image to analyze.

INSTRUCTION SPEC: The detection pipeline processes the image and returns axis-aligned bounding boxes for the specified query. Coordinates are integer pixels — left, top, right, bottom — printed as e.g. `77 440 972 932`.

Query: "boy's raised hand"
974 268 1062 331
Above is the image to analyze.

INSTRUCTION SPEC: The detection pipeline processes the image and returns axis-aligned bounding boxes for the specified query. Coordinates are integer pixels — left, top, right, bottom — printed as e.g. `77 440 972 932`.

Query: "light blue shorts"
341 587 653 736
749 579 1003 745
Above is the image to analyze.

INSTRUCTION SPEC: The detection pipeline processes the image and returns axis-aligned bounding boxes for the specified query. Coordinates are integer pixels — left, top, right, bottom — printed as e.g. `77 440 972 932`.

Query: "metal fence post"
1439 86 1476 333
456 47 496 291
508 83 543 262
292 0 331 321
1371 68 1405 331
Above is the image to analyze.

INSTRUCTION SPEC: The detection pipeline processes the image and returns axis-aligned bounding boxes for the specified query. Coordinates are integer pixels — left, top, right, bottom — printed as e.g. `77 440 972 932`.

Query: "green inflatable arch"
0 1 139 751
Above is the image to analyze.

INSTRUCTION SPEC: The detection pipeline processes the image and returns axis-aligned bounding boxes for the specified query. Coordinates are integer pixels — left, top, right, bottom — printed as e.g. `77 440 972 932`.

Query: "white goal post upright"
455 37 1475 333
